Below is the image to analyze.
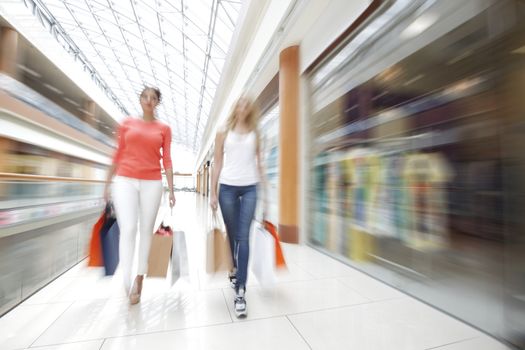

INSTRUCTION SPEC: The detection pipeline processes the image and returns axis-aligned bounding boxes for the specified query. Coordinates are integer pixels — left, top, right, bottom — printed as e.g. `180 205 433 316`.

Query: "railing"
0 172 107 182
0 173 105 230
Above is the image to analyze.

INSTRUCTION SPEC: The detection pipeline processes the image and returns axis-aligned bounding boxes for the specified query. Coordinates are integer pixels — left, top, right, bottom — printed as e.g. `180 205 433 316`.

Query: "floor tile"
197 269 257 291
260 262 315 284
0 303 71 350
338 270 405 301
32 290 231 346
60 261 99 279
24 339 104 350
224 278 369 321
35 276 124 303
281 243 333 264
293 257 362 279
288 298 484 350
432 337 513 350
22 277 79 305
198 262 313 291
101 317 309 350
31 267 183 304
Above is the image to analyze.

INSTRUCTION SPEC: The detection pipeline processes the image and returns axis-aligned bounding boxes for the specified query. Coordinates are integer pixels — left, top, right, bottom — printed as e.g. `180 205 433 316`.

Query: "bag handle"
161 207 174 227
211 210 224 230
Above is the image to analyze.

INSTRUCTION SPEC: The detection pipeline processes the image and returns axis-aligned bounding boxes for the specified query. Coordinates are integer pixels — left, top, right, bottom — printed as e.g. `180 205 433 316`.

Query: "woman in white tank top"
210 96 266 318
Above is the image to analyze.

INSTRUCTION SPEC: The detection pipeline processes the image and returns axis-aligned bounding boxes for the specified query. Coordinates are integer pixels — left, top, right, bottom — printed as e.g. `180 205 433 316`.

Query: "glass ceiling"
26 0 243 153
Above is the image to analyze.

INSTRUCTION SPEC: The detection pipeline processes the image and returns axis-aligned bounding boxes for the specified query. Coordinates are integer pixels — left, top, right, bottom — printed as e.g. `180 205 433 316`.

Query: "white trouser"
112 175 163 292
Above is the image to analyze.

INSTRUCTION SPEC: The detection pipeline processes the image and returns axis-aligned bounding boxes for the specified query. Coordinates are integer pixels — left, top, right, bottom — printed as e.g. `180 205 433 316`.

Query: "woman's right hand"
210 194 218 211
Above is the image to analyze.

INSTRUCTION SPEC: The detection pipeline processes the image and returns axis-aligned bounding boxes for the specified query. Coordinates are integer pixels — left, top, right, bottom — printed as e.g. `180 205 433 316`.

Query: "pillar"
198 171 202 194
0 137 12 197
203 165 209 197
196 171 200 194
278 45 299 243
0 27 19 78
82 100 97 127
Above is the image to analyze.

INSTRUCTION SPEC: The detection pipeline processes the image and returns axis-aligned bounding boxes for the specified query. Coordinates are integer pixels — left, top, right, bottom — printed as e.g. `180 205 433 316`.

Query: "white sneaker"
234 288 247 318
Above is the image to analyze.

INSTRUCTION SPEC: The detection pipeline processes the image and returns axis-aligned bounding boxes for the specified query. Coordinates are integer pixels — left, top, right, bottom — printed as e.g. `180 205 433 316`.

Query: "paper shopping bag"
87 209 105 267
101 219 119 276
251 222 277 286
206 213 233 273
93 202 119 275
147 223 173 277
171 230 189 285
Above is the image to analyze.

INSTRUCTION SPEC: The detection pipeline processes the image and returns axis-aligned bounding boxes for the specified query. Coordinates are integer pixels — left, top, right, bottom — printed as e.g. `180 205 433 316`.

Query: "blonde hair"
225 96 260 132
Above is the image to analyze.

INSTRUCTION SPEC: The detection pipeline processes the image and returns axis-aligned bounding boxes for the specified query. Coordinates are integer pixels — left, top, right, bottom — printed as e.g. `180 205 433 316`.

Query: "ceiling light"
376 66 402 83
17 64 42 78
511 45 525 54
402 74 424 86
64 97 80 107
401 13 438 39
78 107 94 116
447 50 473 65
42 82 63 94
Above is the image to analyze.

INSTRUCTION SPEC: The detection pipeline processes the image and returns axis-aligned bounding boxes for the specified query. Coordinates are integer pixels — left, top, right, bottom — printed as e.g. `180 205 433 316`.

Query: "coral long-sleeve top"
112 117 172 180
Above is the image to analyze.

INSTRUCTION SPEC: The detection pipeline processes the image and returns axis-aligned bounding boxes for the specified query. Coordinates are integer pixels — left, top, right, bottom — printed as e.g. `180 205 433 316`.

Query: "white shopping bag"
171 230 189 286
251 223 277 286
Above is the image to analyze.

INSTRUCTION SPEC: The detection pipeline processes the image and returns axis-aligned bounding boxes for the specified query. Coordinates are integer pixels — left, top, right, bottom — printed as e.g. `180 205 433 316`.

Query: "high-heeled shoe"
129 276 143 305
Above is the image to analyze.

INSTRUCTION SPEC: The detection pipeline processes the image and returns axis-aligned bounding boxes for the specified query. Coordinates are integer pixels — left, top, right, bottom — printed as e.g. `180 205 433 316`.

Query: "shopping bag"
251 222 277 286
263 220 287 269
171 230 189 285
99 203 119 275
101 219 119 276
147 223 173 277
206 212 233 273
87 208 105 267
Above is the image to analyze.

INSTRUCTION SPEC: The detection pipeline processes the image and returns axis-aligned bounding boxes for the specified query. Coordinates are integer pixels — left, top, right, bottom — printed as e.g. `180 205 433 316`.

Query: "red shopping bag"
88 210 105 266
263 220 286 268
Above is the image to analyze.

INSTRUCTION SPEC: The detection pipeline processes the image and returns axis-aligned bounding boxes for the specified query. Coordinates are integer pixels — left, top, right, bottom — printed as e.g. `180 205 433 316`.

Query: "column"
0 27 19 78
203 165 209 197
196 171 200 194
278 45 299 243
0 138 11 197
82 100 97 127
198 171 202 194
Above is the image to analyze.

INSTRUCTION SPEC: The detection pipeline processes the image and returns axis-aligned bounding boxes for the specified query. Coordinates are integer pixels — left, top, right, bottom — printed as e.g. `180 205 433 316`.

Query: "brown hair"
141 86 161 102
225 96 260 132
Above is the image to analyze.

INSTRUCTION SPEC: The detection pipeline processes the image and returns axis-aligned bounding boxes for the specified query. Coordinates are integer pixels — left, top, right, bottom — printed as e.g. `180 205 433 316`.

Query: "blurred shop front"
305 0 525 346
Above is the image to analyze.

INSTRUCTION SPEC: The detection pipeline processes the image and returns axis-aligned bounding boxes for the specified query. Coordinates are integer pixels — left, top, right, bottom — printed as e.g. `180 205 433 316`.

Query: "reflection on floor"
0 193 512 350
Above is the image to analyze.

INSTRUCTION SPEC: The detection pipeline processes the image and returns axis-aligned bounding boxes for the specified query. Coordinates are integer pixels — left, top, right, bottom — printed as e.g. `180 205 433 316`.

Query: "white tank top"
219 130 259 186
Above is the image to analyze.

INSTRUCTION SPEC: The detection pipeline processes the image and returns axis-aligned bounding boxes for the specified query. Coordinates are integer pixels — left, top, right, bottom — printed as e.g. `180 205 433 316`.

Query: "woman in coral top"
103 87 175 305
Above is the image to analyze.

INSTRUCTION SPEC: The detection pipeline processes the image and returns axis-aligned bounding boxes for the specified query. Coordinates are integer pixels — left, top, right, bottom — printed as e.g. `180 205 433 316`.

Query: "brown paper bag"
147 229 173 277
206 213 233 273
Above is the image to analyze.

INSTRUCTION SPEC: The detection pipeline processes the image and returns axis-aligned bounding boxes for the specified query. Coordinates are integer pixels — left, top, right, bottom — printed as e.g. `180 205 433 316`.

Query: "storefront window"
306 0 525 345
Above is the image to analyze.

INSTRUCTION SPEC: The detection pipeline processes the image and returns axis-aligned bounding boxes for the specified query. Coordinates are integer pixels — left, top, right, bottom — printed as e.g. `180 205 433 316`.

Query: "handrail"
0 172 107 183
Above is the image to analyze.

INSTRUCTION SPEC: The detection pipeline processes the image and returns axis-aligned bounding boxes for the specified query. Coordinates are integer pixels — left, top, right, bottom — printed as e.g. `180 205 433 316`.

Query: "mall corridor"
1 0 525 349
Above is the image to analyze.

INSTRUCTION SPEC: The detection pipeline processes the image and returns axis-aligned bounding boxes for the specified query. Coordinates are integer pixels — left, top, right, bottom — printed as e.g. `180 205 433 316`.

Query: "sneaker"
234 288 247 318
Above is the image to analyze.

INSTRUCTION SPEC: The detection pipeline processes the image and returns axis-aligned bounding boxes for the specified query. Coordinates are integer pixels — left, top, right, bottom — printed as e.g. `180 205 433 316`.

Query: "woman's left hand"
169 191 176 208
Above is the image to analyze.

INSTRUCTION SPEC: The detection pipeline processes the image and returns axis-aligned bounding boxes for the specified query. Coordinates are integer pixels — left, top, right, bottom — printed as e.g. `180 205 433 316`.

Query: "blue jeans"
219 183 257 290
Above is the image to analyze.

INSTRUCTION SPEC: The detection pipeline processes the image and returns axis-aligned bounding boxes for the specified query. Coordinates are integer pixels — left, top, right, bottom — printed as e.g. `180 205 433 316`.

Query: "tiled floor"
0 193 512 350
